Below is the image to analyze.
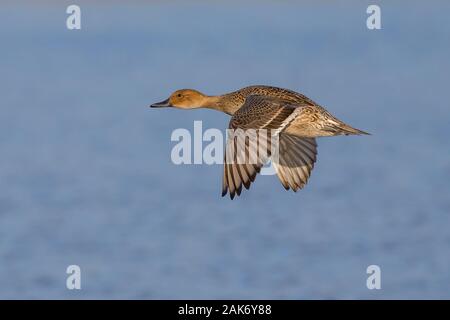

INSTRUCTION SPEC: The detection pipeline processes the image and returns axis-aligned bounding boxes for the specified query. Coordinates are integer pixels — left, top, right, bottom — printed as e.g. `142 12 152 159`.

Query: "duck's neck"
201 93 243 115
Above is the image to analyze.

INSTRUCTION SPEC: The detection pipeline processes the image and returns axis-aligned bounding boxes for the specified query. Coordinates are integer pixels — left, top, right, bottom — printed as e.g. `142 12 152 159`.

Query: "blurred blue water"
0 1 449 299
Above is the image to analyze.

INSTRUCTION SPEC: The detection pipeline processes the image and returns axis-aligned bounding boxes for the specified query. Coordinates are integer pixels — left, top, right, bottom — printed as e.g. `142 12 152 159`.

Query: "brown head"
150 89 209 109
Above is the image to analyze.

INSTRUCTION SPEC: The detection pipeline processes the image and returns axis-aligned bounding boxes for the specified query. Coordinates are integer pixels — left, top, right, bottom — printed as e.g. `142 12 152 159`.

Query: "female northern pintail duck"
151 85 369 199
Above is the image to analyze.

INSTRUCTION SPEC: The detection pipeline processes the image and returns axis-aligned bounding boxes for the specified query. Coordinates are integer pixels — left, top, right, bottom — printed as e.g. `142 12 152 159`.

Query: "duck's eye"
177 94 182 98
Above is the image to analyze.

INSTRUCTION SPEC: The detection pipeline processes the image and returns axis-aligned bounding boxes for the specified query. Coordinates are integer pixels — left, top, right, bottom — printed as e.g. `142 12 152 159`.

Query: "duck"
151 85 369 199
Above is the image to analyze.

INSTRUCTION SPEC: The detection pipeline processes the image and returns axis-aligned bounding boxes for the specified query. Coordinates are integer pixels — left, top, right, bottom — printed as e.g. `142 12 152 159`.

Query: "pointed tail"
331 121 371 136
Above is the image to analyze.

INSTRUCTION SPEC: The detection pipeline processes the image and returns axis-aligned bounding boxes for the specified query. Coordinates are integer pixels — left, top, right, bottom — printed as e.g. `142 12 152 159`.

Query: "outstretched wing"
222 95 300 199
273 134 317 192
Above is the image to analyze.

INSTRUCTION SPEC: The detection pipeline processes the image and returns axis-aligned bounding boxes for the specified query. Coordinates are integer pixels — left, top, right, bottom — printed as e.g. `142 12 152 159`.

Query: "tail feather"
332 122 370 136
322 116 370 136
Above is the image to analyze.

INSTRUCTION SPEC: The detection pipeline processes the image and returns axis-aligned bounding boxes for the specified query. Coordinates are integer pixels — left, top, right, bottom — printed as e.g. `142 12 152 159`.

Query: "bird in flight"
151 85 369 199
